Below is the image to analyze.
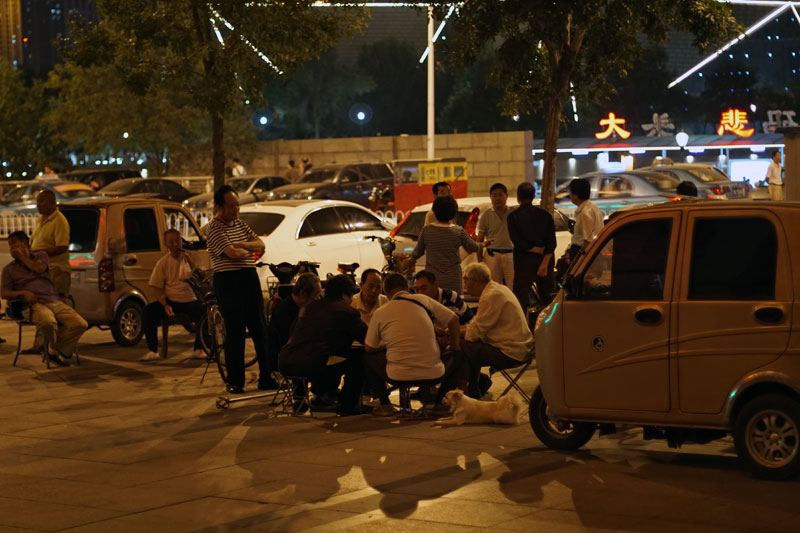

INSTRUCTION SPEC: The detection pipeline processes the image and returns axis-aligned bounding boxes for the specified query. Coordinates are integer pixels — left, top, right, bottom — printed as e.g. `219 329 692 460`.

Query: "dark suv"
266 162 393 208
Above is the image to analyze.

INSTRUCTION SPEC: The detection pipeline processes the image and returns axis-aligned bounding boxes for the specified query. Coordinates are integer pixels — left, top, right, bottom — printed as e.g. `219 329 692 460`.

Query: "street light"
676 131 689 163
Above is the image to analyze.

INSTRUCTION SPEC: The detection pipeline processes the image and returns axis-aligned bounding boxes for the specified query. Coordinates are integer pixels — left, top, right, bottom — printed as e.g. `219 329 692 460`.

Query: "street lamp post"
427 5 435 159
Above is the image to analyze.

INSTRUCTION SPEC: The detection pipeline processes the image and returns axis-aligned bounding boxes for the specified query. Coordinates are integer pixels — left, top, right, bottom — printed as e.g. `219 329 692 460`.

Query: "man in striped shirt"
412 270 473 325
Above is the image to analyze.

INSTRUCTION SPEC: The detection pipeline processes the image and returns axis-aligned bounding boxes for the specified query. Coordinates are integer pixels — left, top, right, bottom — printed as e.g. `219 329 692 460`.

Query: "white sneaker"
140 351 160 362
192 349 206 360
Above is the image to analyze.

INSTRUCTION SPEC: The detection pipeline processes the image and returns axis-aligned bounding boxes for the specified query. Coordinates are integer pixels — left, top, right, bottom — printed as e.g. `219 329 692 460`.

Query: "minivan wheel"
529 386 595 451
111 299 144 347
734 394 800 480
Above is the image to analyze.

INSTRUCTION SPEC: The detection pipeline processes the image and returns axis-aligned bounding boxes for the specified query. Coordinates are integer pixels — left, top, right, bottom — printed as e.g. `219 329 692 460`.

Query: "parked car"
266 162 394 208
637 162 750 200
391 197 573 279
555 170 681 219
98 178 193 203
0 181 100 209
60 168 141 190
239 200 394 296
532 200 800 479
183 176 289 213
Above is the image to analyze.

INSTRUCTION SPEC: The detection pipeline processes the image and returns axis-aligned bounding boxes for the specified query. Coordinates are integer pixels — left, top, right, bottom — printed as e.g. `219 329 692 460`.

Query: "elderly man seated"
412 270 474 325
278 275 366 415
1 231 87 366
141 229 206 361
363 273 467 416
461 262 534 399
351 268 388 325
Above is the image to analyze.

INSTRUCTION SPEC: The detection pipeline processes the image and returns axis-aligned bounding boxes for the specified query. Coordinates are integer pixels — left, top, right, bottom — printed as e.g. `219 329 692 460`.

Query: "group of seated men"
270 262 535 416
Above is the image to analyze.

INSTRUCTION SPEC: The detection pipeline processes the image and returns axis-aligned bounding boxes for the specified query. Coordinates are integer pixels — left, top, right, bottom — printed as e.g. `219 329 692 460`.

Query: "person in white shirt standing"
766 151 784 201
567 178 605 260
363 273 467 416
476 182 514 288
231 158 246 177
461 262 534 399
141 229 205 361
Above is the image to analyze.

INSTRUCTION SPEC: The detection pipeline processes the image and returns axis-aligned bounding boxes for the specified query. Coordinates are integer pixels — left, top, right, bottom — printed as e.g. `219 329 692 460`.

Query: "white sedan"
239 200 393 293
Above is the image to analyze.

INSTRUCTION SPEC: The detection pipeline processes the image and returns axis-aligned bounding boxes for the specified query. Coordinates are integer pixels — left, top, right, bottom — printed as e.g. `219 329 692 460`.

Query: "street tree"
436 0 740 212
0 58 64 178
63 0 367 188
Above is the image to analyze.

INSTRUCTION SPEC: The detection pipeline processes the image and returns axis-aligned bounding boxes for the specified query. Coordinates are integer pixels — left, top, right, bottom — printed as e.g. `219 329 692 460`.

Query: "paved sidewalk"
0 318 799 532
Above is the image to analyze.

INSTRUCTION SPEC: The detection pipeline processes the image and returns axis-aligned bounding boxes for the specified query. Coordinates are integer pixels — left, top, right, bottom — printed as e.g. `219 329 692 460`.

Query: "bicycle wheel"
208 306 228 384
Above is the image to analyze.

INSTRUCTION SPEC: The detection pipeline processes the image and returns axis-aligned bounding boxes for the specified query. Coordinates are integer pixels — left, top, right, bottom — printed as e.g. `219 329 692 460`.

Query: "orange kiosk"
391 158 468 214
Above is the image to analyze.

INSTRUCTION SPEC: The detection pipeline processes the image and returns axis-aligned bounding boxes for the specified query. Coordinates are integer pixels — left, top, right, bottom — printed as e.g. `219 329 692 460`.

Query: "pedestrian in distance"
231 158 246 177
675 181 698 198
286 159 301 183
424 181 454 225
766 151 784 201
476 182 514 288
206 185 273 394
567 178 605 260
507 182 556 312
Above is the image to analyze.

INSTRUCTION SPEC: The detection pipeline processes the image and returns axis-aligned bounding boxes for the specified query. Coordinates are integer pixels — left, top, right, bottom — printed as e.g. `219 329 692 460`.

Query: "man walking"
567 178 604 260
506 182 556 312
766 151 784 201
476 183 514 287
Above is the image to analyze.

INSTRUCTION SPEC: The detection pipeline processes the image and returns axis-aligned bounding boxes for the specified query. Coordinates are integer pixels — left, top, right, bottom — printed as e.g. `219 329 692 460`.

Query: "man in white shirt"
231 158 246 177
364 273 466 416
461 262 534 398
141 229 205 361
350 269 388 325
424 181 454 225
766 151 784 201
567 178 605 260
476 182 515 287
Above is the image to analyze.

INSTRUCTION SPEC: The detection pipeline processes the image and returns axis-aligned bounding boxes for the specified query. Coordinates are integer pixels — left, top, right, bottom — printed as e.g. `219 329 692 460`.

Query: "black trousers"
213 268 270 388
362 349 468 405
512 269 554 312
462 340 523 397
143 299 205 353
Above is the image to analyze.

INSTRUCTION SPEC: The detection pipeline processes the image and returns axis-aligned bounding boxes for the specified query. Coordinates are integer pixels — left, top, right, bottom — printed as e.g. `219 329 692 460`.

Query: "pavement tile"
0 496 122 532
406 498 537 527
497 508 643 532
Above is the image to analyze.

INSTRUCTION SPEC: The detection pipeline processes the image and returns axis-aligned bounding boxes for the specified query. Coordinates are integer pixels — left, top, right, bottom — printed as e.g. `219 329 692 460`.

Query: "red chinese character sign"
717 108 754 137
595 113 631 140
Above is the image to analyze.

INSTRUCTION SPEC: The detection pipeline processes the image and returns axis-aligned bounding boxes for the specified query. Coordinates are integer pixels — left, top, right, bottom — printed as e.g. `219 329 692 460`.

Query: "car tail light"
709 185 731 195
99 258 114 292
463 207 480 240
252 249 264 261
389 211 411 238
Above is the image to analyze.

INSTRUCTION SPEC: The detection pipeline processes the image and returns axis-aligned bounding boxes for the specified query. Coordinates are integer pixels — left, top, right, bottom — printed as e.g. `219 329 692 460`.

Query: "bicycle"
365 235 408 275
261 261 320 319
186 269 258 385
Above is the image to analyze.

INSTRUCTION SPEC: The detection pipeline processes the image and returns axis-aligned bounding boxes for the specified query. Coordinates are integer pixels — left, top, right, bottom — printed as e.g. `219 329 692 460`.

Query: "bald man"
31 189 71 297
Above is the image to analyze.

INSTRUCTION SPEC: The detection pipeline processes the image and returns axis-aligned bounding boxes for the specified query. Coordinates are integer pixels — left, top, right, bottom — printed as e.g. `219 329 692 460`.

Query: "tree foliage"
62 0 367 186
0 59 64 178
436 0 741 212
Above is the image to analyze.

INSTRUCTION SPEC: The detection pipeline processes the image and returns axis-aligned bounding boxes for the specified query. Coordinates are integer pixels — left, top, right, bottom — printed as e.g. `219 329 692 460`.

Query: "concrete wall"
175 131 534 197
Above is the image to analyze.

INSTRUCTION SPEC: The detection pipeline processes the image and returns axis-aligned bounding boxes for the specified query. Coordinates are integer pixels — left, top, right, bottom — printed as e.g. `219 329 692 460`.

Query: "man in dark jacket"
278 275 366 415
506 182 556 311
267 273 321 368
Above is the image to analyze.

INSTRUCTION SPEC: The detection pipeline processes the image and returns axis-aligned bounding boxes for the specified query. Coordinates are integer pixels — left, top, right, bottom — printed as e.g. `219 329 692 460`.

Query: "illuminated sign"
717 108 754 138
763 109 798 133
595 112 631 140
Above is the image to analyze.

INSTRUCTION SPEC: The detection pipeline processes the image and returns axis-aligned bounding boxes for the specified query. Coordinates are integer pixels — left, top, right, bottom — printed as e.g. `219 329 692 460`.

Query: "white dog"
437 389 521 426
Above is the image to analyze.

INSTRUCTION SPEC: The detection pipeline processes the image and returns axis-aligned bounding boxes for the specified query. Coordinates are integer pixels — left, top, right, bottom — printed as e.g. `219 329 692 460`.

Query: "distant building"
0 0 95 77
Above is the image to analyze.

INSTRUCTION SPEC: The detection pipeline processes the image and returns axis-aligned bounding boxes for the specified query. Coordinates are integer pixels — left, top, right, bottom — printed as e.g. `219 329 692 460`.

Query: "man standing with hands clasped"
507 182 556 312
766 151 784 201
476 183 514 288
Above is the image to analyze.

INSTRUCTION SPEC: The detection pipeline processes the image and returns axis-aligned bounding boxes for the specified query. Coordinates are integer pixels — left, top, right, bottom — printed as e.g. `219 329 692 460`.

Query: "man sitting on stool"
1 231 87 366
141 229 205 361
412 270 474 325
461 263 534 399
363 273 467 416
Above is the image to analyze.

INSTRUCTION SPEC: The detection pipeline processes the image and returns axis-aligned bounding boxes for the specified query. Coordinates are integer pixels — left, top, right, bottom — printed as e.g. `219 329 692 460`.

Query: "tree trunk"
212 114 225 190
540 95 563 214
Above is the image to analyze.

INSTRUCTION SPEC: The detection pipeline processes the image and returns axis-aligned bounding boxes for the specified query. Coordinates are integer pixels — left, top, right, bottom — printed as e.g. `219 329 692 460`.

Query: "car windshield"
637 173 681 190
98 180 136 194
300 169 337 183
228 178 254 192
240 212 285 236
395 210 472 238
685 167 730 182
52 183 96 198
